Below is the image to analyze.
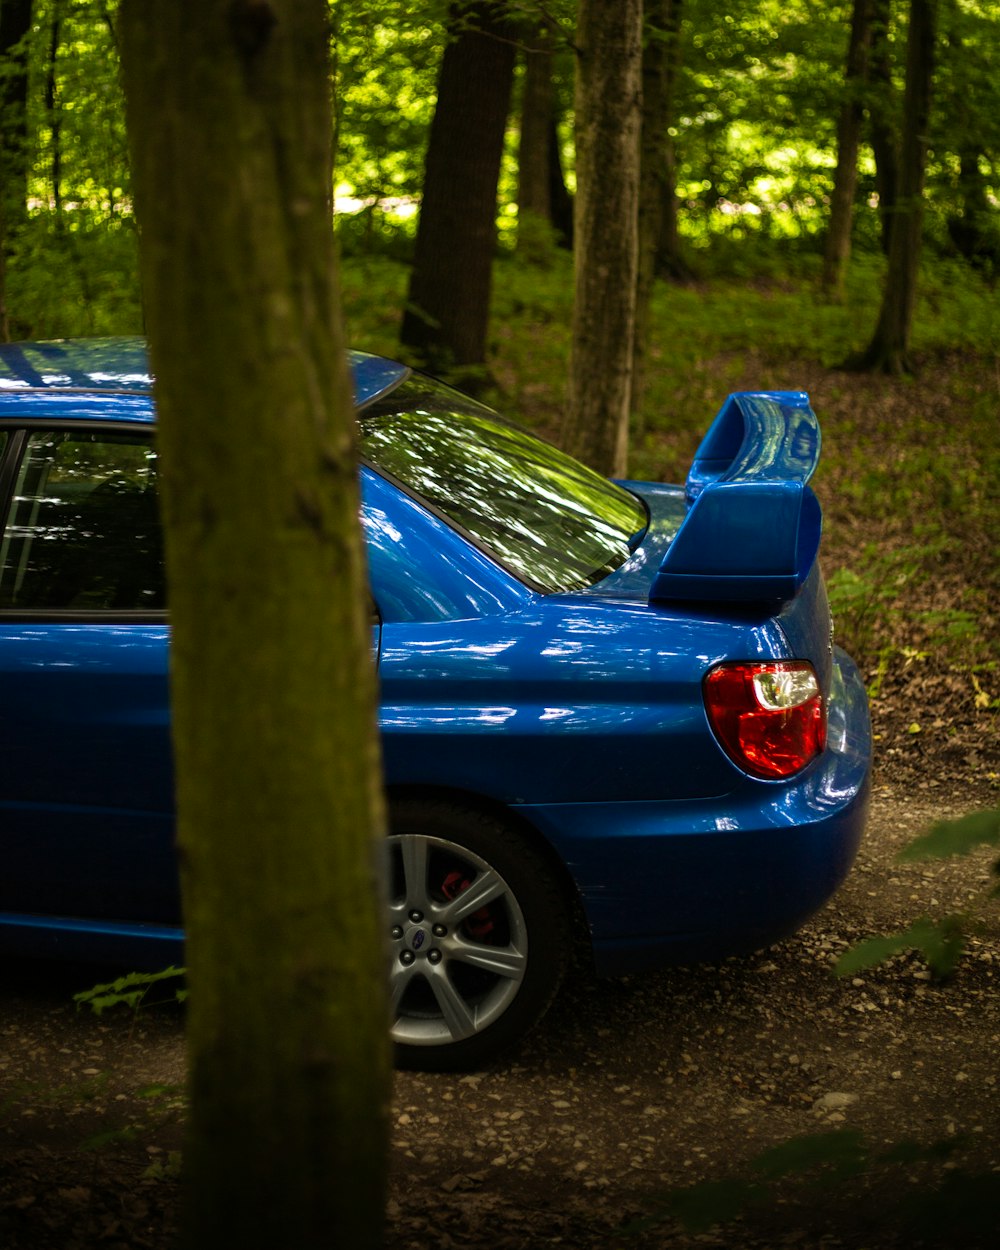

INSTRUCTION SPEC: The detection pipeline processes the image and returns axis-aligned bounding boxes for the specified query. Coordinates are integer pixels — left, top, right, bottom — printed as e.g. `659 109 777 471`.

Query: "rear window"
359 379 647 593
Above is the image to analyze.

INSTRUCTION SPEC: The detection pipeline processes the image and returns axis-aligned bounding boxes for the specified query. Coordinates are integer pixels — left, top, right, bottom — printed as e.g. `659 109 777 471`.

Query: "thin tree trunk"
849 0 937 374
0 0 33 341
822 0 874 300
562 0 642 478
119 4 389 1248
518 27 553 242
948 147 998 271
45 8 62 221
0 0 32 232
548 115 574 248
868 0 899 256
653 0 688 282
634 0 686 421
943 26 999 273
400 2 516 379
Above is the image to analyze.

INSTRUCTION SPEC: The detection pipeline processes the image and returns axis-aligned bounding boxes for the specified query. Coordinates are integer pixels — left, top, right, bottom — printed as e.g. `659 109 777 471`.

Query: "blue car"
0 338 870 1069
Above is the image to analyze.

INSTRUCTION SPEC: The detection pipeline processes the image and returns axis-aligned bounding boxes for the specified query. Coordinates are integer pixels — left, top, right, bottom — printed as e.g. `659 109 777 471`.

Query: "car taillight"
704 661 827 780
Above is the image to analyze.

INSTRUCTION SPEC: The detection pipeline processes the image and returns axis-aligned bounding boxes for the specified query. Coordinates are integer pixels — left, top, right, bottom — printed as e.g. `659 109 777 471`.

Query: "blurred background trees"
0 0 997 388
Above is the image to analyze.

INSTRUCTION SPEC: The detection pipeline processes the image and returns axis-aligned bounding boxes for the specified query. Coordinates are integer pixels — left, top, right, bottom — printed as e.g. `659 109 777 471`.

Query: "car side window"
0 430 165 612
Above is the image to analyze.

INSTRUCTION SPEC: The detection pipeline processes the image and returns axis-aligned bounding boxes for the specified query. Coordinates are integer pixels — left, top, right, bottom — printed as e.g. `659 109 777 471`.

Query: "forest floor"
2 304 998 1248
1 765 997 1250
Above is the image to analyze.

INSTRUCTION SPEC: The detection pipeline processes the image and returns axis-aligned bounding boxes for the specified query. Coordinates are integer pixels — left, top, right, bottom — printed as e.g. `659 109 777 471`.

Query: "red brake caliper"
440 870 495 941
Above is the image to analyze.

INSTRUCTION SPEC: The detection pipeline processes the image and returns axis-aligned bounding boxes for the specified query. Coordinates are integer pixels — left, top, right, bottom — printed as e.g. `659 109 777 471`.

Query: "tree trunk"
0 0 33 339
118 5 389 1249
562 0 642 478
868 0 899 256
548 115 574 248
518 28 553 242
400 2 516 379
849 0 937 374
653 0 688 283
948 147 999 271
821 0 874 300
45 6 63 220
0 0 32 232
634 0 686 421
943 26 999 273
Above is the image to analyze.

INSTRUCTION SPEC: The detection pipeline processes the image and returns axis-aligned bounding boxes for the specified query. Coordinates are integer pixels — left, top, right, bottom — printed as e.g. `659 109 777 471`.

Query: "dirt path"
2 781 999 1249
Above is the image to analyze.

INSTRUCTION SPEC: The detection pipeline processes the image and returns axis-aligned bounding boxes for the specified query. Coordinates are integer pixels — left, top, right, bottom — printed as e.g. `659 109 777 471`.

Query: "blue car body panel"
0 338 871 974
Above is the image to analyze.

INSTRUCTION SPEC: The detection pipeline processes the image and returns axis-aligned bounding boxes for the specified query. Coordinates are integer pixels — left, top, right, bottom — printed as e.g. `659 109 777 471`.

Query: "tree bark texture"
118 4 389 1248
563 0 642 478
852 0 937 373
400 2 515 375
821 0 874 299
634 0 685 420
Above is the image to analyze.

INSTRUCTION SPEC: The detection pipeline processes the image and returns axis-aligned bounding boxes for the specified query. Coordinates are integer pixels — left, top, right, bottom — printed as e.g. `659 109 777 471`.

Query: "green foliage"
900 807 1000 860
835 808 1000 980
622 1128 973 1237
73 965 188 1016
6 214 141 338
144 1149 184 1181
834 914 968 977
333 3 445 208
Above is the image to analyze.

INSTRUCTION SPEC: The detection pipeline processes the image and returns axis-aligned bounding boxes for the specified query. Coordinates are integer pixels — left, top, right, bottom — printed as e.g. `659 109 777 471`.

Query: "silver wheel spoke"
451 940 526 982
398 834 431 912
427 966 478 1040
389 962 415 1014
439 867 505 924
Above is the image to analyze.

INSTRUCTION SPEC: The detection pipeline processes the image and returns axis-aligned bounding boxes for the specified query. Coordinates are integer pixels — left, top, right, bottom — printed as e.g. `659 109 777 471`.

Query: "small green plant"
74 965 188 1016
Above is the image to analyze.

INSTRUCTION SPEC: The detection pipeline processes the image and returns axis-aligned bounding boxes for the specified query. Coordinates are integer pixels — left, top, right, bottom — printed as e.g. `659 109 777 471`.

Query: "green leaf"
834 917 965 977
73 966 187 1015
880 1137 962 1165
899 809 1000 861
751 1130 867 1181
137 1082 183 1100
79 1125 140 1152
665 1178 768 1232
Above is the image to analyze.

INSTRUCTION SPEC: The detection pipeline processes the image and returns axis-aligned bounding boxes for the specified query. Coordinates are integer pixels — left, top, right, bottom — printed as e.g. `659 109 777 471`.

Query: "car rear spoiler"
649 391 822 604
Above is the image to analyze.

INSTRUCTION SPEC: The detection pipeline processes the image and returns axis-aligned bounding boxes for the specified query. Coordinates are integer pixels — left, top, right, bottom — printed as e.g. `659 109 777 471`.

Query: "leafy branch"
835 808 1000 979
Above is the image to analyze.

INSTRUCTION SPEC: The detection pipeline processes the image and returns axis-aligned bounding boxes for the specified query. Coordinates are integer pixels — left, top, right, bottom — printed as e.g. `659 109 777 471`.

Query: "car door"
0 425 177 924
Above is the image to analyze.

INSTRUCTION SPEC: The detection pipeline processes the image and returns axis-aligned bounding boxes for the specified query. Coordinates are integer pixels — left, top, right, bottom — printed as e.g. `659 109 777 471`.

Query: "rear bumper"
515 645 871 975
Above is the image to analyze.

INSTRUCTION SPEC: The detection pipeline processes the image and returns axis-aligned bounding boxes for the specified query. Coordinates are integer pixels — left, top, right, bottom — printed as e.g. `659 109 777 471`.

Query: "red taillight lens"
704 661 827 780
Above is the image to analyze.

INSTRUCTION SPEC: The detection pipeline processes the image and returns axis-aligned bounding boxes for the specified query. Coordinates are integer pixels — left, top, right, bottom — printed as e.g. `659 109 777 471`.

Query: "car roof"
0 337 409 423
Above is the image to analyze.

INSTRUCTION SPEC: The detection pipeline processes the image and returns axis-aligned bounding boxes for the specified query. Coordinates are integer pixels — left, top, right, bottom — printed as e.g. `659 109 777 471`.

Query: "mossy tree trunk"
118 4 389 1248
563 0 642 478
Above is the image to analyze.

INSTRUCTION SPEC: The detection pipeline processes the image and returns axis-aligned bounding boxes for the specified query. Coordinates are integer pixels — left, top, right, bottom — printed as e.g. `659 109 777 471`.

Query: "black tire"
387 798 571 1071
